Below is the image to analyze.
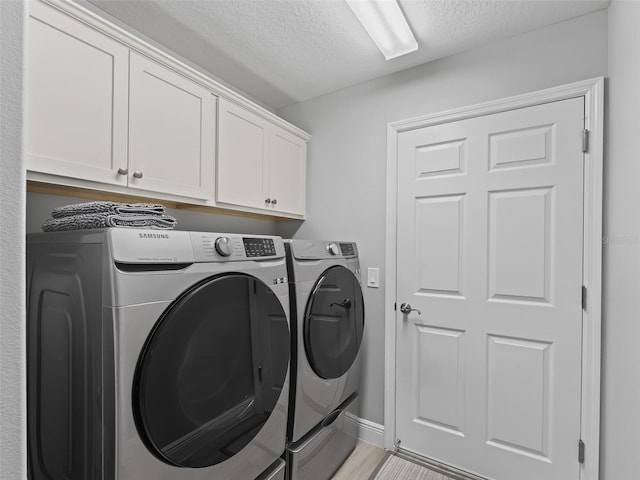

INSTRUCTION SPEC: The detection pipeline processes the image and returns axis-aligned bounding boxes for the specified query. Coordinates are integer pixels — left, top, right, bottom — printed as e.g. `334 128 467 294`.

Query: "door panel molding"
385 77 603 480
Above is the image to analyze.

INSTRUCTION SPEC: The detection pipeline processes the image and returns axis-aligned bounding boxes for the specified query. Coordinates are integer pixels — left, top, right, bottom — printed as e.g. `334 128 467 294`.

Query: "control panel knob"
214 237 233 257
327 242 340 256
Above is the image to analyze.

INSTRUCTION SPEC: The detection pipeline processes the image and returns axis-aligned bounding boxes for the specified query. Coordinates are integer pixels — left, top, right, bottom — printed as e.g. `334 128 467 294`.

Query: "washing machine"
284 240 364 480
26 228 290 480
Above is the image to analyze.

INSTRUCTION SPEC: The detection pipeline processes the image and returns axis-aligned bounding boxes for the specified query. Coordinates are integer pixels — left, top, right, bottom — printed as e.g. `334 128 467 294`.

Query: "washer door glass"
133 273 289 468
303 265 365 379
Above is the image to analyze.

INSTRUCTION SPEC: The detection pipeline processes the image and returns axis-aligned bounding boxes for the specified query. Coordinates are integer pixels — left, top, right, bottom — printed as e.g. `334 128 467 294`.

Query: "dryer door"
132 273 289 468
303 266 365 379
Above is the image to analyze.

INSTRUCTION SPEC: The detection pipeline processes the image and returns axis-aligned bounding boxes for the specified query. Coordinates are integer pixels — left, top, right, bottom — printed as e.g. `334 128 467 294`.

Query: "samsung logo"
138 233 170 239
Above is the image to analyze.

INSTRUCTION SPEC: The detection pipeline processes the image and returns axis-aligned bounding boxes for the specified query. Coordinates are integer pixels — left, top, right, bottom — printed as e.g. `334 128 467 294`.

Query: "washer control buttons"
243 237 277 257
327 242 340 256
214 237 233 257
339 243 355 256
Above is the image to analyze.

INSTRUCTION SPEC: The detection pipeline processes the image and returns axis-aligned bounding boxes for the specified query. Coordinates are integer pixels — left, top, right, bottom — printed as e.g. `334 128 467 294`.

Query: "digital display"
339 243 356 256
243 238 276 257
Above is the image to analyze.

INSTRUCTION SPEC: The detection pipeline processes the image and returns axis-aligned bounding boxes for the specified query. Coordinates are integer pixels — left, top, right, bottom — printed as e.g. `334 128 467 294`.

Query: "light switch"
367 267 380 288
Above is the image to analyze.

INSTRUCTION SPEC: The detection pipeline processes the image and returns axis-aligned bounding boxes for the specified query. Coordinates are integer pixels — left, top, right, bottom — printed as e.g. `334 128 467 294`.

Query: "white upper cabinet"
25 1 129 186
24 0 308 218
268 126 307 216
217 98 269 210
128 53 215 200
217 98 307 216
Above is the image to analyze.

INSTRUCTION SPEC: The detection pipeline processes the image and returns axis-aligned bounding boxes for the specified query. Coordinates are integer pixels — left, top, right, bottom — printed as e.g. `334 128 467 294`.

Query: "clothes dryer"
284 240 364 480
27 229 291 480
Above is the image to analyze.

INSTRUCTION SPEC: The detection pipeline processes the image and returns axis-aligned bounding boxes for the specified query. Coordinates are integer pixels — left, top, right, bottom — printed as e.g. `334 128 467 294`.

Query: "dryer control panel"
287 240 359 260
190 233 284 261
110 230 285 263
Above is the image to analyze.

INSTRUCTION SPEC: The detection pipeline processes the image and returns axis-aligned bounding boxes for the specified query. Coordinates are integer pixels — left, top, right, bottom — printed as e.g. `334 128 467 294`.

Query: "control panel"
243 237 277 257
340 243 356 256
214 237 233 257
326 242 340 256
192 234 243 260
190 233 283 261
110 229 195 263
287 240 359 259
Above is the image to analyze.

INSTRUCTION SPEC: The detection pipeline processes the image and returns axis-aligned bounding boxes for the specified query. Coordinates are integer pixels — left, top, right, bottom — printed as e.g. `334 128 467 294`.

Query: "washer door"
132 273 289 468
303 266 365 379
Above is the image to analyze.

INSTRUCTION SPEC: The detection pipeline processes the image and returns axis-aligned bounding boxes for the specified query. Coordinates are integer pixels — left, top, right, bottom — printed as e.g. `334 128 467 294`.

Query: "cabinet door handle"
265 198 271 204
271 198 277 206
117 167 128 175
133 171 143 179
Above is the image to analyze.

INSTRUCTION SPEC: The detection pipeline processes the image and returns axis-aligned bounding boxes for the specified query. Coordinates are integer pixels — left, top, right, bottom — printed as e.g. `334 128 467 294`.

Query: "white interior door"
395 97 585 480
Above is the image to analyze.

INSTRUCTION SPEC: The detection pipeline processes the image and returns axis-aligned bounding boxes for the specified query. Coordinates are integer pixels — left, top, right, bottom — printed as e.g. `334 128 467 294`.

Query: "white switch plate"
367 267 380 288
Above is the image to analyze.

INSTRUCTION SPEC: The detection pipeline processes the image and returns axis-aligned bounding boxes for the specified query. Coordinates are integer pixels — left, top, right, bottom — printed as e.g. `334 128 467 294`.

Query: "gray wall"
600 1 640 478
0 1 26 479
277 9 608 433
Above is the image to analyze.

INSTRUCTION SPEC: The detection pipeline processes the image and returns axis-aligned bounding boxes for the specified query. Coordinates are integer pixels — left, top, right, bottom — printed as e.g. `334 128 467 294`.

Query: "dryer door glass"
132 273 289 468
303 265 365 379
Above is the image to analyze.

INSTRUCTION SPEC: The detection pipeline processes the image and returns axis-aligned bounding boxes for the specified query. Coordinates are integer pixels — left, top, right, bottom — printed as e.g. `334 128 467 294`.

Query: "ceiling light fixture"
346 0 418 60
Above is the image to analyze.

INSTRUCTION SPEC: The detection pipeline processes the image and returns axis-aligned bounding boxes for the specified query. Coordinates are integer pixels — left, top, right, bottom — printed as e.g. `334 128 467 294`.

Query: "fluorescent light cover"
346 0 418 60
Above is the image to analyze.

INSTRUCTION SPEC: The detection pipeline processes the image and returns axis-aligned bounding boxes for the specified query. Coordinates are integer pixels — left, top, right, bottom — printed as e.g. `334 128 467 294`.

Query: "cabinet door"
128 53 215 200
25 1 129 186
267 126 307 216
217 98 269 209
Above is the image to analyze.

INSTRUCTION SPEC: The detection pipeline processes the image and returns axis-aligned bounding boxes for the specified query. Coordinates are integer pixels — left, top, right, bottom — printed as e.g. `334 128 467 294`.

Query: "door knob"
271 198 277 206
265 198 271 204
133 171 143 179
117 167 128 175
400 303 421 315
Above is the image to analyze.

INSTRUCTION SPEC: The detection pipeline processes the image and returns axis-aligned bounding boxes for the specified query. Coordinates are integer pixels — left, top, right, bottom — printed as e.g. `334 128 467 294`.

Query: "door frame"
384 77 604 480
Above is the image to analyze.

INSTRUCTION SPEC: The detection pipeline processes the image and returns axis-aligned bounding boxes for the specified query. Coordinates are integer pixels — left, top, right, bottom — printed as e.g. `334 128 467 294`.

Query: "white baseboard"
345 413 385 448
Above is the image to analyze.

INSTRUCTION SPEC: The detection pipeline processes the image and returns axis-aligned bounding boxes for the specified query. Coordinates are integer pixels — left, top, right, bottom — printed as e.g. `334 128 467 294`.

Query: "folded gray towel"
42 212 177 232
51 201 166 218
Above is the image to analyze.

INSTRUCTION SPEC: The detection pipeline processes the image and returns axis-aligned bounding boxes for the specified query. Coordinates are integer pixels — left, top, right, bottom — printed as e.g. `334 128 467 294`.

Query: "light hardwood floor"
332 441 387 480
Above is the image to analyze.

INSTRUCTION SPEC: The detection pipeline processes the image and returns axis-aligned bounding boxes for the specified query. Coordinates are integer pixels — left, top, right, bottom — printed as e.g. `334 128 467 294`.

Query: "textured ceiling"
85 0 610 109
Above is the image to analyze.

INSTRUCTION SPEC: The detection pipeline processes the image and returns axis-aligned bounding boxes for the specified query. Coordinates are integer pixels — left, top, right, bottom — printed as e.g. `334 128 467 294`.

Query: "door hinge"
394 438 401 452
578 439 585 464
582 129 590 153
582 286 587 310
